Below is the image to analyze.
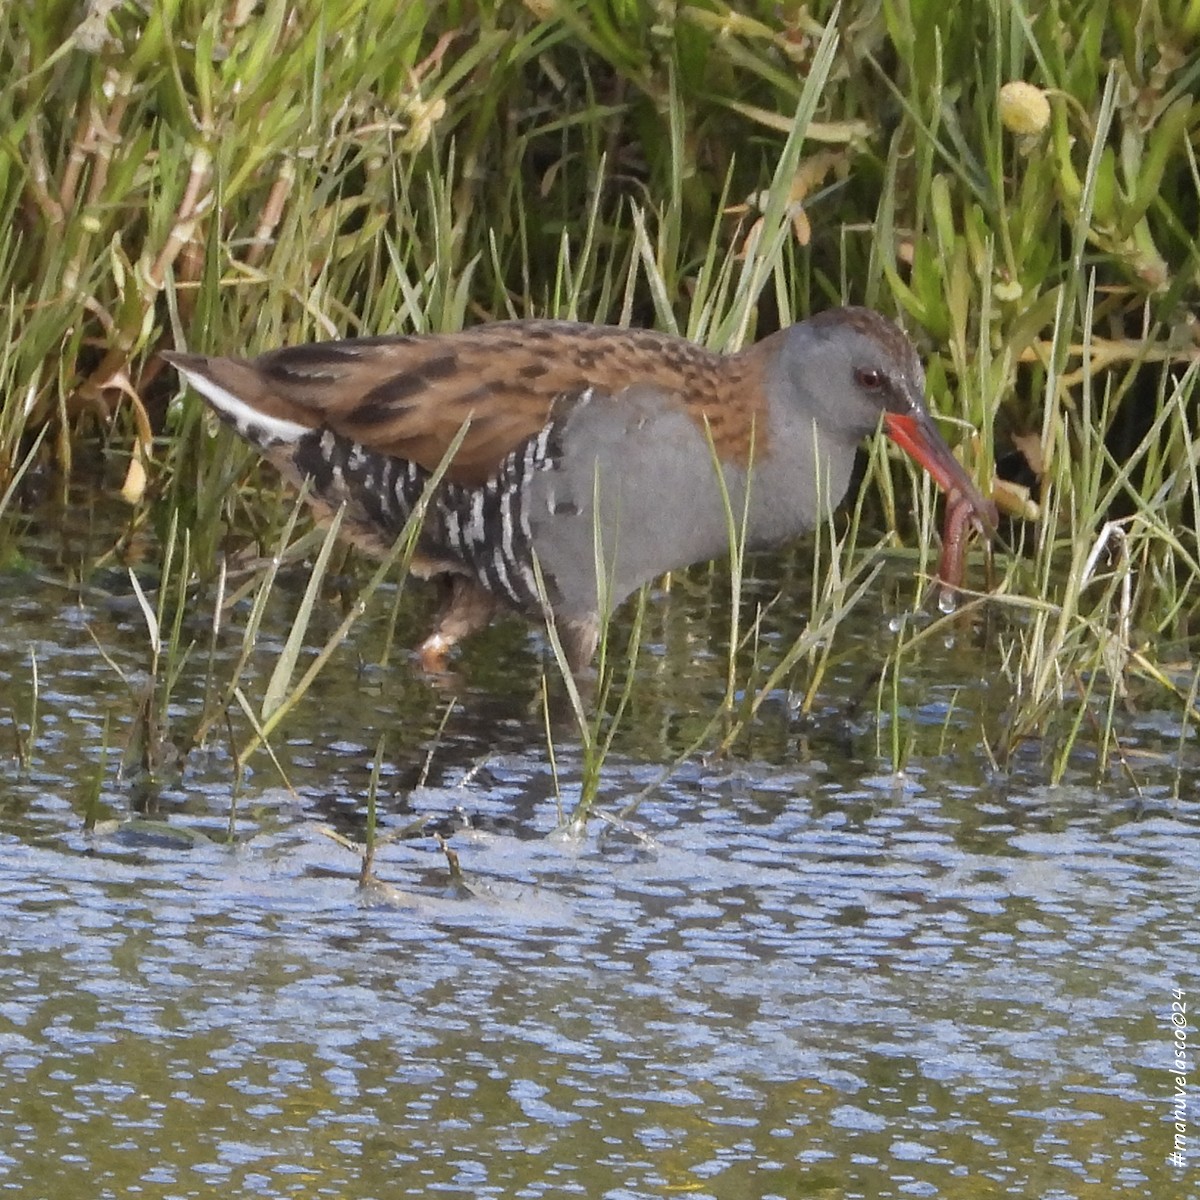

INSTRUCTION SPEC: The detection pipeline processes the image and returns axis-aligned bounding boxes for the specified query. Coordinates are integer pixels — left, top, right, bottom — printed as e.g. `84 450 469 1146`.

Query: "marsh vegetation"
3 1 1199 791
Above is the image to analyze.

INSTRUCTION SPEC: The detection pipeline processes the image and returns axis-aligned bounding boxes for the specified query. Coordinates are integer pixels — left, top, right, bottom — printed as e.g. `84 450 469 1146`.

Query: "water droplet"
937 588 957 615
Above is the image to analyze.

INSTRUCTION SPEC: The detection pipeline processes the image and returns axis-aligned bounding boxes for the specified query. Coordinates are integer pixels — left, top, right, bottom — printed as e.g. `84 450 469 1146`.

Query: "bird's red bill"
882 410 997 533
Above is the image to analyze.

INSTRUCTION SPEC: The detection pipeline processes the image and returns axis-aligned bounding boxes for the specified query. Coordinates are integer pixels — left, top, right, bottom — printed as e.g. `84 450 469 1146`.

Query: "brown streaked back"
171 320 770 486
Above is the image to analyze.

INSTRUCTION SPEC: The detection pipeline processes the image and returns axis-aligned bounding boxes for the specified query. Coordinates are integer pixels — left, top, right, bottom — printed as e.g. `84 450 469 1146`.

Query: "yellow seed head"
999 81 1050 136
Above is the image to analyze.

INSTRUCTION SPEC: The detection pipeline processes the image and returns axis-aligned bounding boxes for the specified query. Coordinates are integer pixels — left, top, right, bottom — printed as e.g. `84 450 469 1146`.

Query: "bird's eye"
855 367 884 390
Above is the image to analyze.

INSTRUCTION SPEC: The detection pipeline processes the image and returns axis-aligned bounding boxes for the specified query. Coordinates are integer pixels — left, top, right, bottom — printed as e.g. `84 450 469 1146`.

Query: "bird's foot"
417 632 456 675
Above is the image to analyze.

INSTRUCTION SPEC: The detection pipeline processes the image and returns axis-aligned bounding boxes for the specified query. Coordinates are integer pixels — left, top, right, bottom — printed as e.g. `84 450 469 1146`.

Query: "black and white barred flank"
289 412 572 612
432 421 560 609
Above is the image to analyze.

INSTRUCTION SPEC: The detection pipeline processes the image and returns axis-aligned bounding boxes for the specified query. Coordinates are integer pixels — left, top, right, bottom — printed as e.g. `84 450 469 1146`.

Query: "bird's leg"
556 615 600 676
417 575 498 672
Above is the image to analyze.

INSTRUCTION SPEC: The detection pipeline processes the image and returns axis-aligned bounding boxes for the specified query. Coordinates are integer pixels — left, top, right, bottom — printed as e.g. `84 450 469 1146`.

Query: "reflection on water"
0 551 1197 1198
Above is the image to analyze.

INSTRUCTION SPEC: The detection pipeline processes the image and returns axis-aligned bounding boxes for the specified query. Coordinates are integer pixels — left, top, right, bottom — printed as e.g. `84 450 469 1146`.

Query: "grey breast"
525 385 849 621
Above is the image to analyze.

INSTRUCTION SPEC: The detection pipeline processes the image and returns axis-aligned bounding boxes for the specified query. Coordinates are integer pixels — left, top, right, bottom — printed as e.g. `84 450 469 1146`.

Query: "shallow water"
1 527 1197 1199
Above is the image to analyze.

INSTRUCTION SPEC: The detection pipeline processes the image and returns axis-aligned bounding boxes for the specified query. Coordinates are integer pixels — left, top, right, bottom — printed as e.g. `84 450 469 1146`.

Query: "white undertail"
173 363 309 445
